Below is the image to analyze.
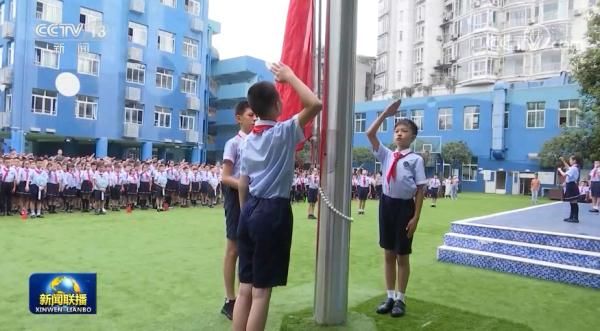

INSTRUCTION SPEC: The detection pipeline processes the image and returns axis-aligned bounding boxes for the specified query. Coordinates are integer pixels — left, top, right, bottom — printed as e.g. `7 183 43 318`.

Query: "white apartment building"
375 0 596 98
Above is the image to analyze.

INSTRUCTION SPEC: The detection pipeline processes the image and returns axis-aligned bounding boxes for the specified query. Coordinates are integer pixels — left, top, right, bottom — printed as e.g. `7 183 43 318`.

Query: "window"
156 67 174 90
75 95 98 120
472 59 488 77
126 61 145 84
158 30 175 53
36 0 62 23
354 113 366 132
377 35 388 54
412 109 424 130
185 0 201 16
7 41 13 65
0 3 4 24
413 67 423 84
183 37 199 59
9 0 15 19
378 15 389 34
559 99 579 128
464 106 480 130
503 54 524 76
77 51 100 76
180 111 196 130
438 108 452 130
154 106 172 128
160 0 177 8
0 46 3 68
540 50 561 73
31 89 58 116
377 112 387 132
414 47 423 64
415 24 425 42
5 88 12 112
374 74 387 93
472 11 488 30
376 54 387 73
543 0 558 21
34 41 60 69
125 101 143 124
416 4 425 22
181 73 198 95
398 31 403 42
526 102 545 128
128 22 148 46
461 161 478 181
504 105 509 129
396 70 402 82
394 110 408 124
80 7 103 34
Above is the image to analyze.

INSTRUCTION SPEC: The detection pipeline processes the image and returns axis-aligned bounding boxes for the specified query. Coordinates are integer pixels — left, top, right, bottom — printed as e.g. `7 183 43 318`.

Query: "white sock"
387 290 395 299
37 209 41 215
395 292 405 302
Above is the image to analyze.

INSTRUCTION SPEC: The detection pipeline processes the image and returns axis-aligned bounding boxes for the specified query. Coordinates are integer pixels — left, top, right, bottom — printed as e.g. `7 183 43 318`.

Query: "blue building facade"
355 73 581 195
0 0 214 162
206 55 272 163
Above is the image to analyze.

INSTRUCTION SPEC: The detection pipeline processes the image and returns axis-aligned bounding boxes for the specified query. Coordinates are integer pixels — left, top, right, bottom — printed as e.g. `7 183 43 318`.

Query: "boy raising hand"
233 63 322 331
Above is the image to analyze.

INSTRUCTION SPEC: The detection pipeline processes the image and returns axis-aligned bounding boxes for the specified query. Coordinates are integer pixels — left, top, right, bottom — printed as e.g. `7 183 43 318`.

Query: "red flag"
277 0 314 151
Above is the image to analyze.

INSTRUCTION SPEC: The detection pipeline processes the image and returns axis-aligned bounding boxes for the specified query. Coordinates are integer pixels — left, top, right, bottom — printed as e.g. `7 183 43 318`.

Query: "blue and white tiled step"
450 222 600 253
437 246 600 289
443 233 600 270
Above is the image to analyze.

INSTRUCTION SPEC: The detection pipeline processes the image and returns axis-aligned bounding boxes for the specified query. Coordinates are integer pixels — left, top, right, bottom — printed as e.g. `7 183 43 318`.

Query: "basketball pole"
314 0 357 325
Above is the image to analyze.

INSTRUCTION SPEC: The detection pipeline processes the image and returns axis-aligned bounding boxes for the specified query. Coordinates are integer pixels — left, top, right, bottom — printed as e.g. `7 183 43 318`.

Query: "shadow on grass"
281 296 533 331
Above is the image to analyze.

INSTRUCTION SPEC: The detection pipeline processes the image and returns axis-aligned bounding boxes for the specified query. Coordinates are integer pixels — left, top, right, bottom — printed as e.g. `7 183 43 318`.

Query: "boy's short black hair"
394 119 419 136
247 81 280 118
235 100 252 116
570 154 583 167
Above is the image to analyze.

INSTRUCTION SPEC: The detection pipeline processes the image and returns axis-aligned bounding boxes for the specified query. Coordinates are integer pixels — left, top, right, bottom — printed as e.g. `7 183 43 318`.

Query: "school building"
205 55 273 163
354 72 581 196
0 0 216 162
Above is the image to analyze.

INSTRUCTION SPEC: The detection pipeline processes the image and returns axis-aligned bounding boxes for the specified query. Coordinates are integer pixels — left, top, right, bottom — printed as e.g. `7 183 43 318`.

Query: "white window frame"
185 0 201 16
36 0 62 23
128 22 148 46
559 99 579 128
124 101 143 125
394 110 408 124
75 95 98 120
412 109 424 131
7 41 13 65
413 67 423 84
158 30 175 53
156 67 174 90
464 106 480 130
438 107 452 131
0 46 3 69
354 113 366 133
0 3 5 25
160 0 177 8
183 37 199 59
5 88 12 112
461 163 478 182
31 89 58 116
80 7 103 35
77 50 100 76
377 112 387 132
526 101 545 129
181 73 198 95
396 70 402 82
126 61 145 85
179 111 196 130
9 0 15 19
378 14 389 34
154 106 172 128
34 41 60 69
414 47 423 64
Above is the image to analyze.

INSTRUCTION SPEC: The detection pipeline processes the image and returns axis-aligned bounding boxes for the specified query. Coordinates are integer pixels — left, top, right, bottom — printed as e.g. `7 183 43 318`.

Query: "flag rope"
318 186 353 222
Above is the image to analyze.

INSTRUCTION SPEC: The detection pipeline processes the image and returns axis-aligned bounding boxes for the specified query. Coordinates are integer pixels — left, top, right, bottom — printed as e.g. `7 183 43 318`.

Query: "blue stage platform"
437 202 600 289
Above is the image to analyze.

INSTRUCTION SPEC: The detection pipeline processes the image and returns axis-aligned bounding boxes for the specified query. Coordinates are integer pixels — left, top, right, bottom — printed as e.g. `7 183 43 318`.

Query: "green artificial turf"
0 193 598 331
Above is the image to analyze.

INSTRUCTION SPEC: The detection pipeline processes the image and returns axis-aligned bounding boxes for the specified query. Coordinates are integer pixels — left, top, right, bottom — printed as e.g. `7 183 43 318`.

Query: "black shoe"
37 214 44 218
589 209 599 213
221 299 235 320
376 298 395 314
563 218 572 222
390 300 406 318
568 218 580 223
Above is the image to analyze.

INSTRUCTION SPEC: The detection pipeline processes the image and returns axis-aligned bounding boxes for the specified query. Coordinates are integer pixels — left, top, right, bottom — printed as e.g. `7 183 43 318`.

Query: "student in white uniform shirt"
357 169 371 215
306 168 319 219
154 163 168 212
46 162 61 214
428 175 441 207
28 160 48 218
1 158 17 215
92 163 110 215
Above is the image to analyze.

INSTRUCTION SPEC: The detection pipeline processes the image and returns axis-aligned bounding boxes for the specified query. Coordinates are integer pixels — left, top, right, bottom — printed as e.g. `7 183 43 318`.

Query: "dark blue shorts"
591 181 600 198
307 188 318 203
563 182 580 202
223 186 240 240
358 187 369 200
379 194 415 255
237 195 293 288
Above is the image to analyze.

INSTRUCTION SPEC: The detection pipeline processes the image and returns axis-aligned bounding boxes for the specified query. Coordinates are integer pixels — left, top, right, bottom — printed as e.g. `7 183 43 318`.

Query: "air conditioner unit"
528 18 537 25
573 9 582 17
436 35 443 42
473 0 481 8
491 0 499 6
451 34 458 40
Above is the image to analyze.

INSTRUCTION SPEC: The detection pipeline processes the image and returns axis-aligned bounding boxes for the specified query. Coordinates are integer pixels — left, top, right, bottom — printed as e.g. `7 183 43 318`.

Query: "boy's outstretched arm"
270 63 322 128
366 100 401 152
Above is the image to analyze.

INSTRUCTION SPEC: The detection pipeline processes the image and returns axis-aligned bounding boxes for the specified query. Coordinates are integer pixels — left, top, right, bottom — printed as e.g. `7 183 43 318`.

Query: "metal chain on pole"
318 186 353 222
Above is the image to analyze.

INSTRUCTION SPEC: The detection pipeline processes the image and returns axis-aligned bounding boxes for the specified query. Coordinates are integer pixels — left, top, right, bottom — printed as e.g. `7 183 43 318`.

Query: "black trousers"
1 182 13 214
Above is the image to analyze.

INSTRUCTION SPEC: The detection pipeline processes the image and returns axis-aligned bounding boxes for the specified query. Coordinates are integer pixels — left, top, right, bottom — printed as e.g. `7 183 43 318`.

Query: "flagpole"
314 0 357 325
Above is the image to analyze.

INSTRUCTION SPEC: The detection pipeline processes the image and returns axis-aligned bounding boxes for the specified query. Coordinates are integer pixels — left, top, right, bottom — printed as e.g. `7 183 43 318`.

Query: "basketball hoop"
421 150 431 164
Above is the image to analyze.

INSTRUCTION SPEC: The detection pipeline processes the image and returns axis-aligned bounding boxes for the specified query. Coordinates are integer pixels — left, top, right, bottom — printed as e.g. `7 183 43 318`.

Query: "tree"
352 147 375 168
441 141 473 166
572 6 600 101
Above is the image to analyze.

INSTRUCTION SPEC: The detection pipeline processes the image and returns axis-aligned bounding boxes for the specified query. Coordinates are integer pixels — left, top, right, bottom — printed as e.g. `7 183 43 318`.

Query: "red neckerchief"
387 151 412 184
252 124 274 135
